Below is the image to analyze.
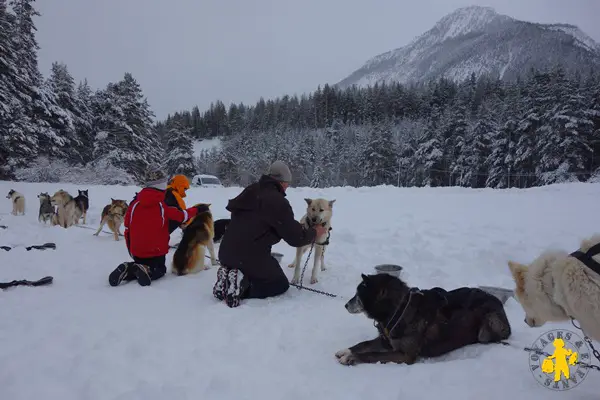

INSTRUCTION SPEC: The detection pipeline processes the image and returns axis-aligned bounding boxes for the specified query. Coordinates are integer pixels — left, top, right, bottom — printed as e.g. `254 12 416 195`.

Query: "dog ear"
361 273 369 283
328 199 336 207
304 198 312 205
508 261 526 289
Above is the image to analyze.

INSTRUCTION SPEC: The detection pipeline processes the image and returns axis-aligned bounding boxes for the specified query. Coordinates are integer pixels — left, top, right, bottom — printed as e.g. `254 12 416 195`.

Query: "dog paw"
338 353 357 366
321 265 327 271
211 260 219 266
335 348 351 359
287 263 295 269
310 277 318 284
290 276 299 285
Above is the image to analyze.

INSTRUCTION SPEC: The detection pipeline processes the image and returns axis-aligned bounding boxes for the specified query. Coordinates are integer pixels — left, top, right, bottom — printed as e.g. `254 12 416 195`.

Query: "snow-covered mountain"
337 6 600 89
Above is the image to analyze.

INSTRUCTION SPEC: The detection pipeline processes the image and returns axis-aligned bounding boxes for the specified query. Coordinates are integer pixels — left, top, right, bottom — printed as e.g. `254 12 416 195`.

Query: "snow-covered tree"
165 122 196 177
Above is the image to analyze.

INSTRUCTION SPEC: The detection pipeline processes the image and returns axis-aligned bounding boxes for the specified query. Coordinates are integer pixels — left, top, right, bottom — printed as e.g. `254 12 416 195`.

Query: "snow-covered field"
1 180 600 399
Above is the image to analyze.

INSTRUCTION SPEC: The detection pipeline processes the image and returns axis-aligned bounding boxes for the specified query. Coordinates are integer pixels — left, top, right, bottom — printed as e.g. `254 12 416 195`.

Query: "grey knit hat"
268 160 292 183
145 164 168 190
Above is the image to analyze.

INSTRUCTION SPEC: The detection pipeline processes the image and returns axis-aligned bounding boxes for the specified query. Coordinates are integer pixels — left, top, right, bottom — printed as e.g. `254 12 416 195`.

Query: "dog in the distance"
50 189 82 228
6 189 25 215
508 233 600 342
94 199 128 241
171 204 218 275
74 189 89 224
335 273 511 366
288 198 335 284
37 192 56 224
212 218 230 243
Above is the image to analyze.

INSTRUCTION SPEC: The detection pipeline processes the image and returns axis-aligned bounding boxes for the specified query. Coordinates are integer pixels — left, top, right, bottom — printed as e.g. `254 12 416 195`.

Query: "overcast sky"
35 0 600 120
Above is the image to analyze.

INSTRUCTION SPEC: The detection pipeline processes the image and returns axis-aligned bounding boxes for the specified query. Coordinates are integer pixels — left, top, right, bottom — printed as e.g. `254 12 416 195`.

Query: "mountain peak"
430 5 509 42
336 6 600 90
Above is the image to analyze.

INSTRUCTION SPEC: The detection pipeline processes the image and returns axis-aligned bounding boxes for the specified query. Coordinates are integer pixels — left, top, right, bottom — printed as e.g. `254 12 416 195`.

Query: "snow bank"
1 181 600 399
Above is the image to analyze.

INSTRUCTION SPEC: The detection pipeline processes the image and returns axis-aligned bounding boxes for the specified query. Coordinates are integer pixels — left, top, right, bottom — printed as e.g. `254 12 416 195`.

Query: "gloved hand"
195 204 210 214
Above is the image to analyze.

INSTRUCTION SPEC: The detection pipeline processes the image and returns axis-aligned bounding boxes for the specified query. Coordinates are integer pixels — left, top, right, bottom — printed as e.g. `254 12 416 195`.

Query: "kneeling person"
215 160 327 306
108 166 202 287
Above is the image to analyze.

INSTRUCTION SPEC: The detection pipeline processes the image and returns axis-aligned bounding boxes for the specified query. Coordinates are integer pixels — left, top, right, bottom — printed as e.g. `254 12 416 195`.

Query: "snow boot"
213 266 230 301
133 263 152 286
108 262 136 286
225 269 243 308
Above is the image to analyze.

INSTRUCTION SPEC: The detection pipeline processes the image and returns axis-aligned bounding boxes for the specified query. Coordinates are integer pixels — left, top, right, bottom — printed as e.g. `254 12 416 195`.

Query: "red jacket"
124 187 198 259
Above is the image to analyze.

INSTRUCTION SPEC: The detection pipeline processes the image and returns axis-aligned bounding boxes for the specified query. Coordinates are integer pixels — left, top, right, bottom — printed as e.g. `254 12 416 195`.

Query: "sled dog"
37 192 56 224
94 199 128 241
212 218 230 243
172 204 218 275
74 189 89 224
508 233 600 342
50 190 82 228
6 189 25 215
288 198 335 284
335 273 511 366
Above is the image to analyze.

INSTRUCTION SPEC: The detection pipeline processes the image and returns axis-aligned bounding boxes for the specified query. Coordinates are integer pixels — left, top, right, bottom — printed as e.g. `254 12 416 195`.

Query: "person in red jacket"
108 166 202 287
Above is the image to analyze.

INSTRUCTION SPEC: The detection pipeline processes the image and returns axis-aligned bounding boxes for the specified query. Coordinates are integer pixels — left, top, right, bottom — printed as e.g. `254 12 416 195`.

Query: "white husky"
508 233 600 342
288 198 335 285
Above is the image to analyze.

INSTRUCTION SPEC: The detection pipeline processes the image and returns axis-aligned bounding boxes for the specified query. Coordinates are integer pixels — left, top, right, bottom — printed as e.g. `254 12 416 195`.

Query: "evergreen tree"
165 121 196 177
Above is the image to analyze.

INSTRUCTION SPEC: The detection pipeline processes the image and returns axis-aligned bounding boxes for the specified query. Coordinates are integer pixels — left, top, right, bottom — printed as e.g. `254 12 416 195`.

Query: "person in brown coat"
214 160 328 307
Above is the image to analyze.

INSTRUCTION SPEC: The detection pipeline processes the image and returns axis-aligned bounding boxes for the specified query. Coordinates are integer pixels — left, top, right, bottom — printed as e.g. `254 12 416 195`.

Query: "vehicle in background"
192 174 224 188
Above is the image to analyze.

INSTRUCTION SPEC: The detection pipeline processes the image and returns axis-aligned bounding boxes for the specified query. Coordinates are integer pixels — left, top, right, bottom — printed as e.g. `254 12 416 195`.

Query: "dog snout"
311 217 318 222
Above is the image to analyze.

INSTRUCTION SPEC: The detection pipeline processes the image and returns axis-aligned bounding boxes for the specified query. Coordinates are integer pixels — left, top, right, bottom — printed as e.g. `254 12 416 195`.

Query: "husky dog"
335 273 512 366
172 204 218 275
74 189 89 224
508 233 600 342
6 190 25 215
288 198 335 284
212 218 230 243
94 199 128 241
50 189 82 228
37 192 55 224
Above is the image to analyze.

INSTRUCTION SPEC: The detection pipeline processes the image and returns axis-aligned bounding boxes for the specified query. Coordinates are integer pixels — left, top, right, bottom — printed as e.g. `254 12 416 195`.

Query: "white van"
192 174 224 188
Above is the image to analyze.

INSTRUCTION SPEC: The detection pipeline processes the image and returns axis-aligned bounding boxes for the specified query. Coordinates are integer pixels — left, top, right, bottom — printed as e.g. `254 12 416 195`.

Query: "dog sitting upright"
74 189 89 224
335 273 511 366
50 189 82 228
508 233 600 342
288 198 335 284
6 189 25 215
172 203 218 275
37 192 55 224
94 199 128 241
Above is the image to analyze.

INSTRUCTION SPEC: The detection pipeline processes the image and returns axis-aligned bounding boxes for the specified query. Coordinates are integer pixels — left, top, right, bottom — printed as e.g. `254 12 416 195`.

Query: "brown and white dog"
6 189 25 215
288 198 335 284
171 203 218 275
94 199 128 241
50 189 82 228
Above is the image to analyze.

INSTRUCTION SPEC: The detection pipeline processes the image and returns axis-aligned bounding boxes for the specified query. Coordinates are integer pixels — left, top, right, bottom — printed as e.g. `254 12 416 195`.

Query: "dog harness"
570 243 600 276
377 287 423 338
305 220 332 246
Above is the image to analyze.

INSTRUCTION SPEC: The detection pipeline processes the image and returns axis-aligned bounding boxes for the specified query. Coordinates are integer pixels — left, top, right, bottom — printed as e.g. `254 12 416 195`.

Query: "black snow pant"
133 255 167 281
239 255 290 299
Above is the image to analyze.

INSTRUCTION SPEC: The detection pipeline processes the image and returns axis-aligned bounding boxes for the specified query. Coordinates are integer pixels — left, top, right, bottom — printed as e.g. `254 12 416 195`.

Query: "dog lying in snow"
508 233 600 342
335 273 511 366
288 198 335 285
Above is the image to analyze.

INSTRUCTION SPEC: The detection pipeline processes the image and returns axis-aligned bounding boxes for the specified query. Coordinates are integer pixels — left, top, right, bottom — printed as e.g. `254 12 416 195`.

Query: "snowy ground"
1 181 600 399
